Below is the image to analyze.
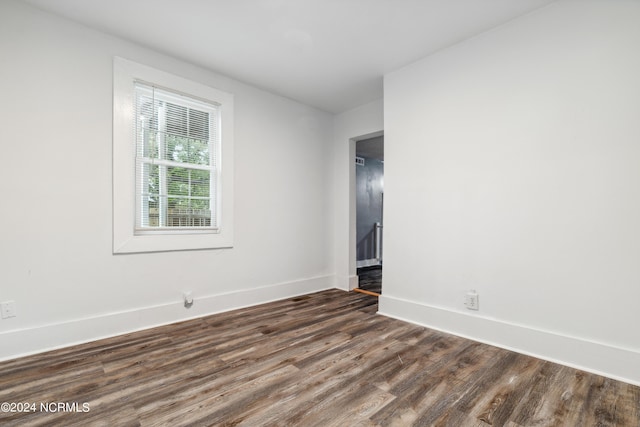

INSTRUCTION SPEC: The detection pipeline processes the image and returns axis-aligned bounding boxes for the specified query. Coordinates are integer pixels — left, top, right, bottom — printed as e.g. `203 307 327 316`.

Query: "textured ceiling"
23 0 556 113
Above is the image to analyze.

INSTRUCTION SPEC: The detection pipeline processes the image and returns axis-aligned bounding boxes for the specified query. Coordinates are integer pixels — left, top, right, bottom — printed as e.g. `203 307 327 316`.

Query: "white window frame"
113 57 234 253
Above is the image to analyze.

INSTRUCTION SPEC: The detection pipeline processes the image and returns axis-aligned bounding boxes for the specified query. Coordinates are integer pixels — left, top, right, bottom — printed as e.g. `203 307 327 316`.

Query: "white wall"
332 100 384 290
381 0 640 385
0 0 334 359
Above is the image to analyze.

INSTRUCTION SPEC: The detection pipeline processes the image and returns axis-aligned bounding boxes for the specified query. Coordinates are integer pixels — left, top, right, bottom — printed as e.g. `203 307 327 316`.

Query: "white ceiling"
23 0 556 113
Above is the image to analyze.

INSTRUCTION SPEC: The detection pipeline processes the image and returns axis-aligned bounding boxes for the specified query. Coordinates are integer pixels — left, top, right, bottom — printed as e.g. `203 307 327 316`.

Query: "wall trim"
0 275 333 363
334 274 359 291
349 274 359 291
378 294 640 387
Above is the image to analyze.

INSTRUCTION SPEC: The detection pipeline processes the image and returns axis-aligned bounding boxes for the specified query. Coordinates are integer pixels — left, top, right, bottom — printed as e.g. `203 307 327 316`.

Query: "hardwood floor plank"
476 357 546 425
505 360 565 425
371 341 500 426
148 365 301 426
583 375 633 426
414 357 517 426
233 347 369 426
511 365 589 426
277 339 409 426
619 382 640 426
0 289 638 426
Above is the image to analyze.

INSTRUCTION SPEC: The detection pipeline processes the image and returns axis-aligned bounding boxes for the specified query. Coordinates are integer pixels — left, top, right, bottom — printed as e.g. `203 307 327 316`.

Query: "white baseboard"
356 258 381 268
0 275 333 363
349 274 359 290
378 294 640 387
334 274 359 291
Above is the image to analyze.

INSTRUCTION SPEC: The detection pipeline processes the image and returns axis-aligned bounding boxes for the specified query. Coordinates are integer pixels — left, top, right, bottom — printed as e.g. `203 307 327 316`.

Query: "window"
135 83 218 231
113 57 234 253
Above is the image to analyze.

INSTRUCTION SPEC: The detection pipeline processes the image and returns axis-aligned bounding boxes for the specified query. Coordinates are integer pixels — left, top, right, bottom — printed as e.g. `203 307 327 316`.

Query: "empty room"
1 0 639 425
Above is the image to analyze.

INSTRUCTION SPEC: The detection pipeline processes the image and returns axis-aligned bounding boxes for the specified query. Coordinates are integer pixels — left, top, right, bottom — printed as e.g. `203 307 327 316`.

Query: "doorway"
354 135 383 296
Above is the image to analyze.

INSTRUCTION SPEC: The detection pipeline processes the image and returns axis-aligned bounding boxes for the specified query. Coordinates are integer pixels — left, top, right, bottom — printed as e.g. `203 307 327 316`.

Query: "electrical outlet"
1 301 16 319
465 291 479 311
183 291 193 308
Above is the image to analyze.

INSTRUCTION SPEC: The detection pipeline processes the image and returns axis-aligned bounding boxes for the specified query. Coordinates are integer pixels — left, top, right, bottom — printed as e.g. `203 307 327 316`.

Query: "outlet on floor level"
1 301 16 319
465 292 479 311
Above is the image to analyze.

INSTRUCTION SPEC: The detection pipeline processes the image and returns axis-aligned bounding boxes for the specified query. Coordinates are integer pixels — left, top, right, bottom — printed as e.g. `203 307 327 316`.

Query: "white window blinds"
134 82 220 231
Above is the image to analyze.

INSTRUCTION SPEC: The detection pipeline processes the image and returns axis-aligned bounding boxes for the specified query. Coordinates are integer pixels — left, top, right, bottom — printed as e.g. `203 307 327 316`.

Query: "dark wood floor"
358 266 382 294
0 290 638 426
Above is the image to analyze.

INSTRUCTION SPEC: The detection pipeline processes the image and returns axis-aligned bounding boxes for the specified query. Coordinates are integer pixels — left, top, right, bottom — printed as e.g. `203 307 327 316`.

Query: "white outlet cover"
465 293 479 310
1 301 16 318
